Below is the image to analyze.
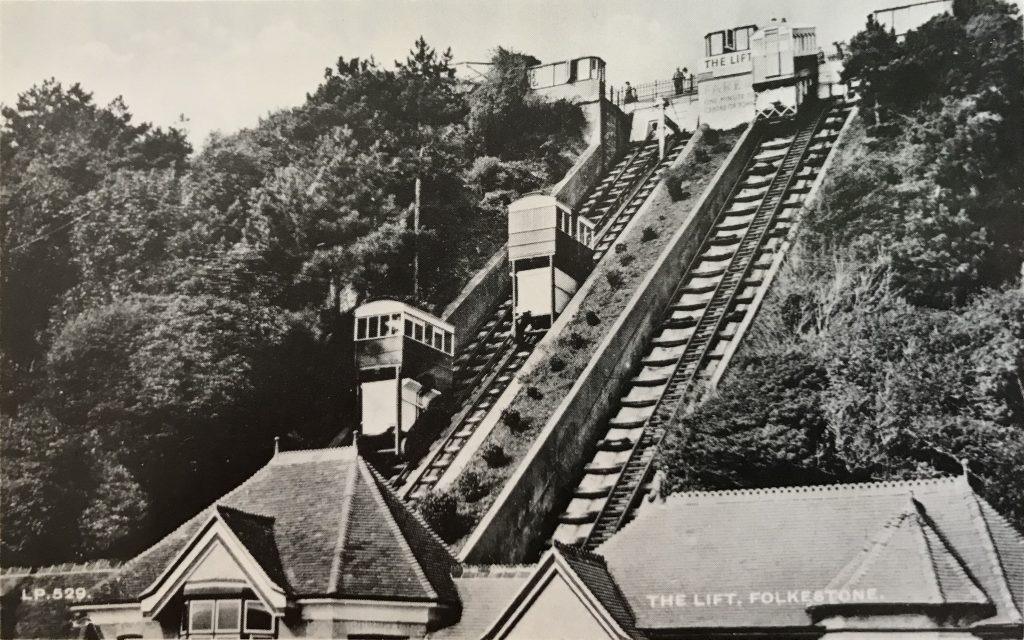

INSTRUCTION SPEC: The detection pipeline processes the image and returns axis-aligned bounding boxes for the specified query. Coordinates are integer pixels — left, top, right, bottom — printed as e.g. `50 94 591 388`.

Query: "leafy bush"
567 331 588 350
605 269 624 288
620 253 636 267
585 310 601 326
502 408 530 432
641 226 659 242
549 355 566 372
526 386 543 400
454 469 491 502
482 442 510 467
416 491 468 543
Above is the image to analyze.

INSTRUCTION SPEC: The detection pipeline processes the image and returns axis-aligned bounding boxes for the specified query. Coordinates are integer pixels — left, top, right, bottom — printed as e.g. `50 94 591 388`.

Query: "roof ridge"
458 564 536 578
269 445 356 466
909 499 946 603
356 458 439 600
554 545 641 639
663 476 959 502
327 452 361 594
828 507 914 592
87 452 284 600
959 478 1023 622
216 503 275 523
1 561 119 577
915 507 990 605
363 460 456 556
554 541 610 566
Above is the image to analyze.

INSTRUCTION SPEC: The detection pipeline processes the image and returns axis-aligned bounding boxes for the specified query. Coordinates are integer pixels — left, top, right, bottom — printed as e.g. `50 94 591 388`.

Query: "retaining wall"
441 245 509 345
460 120 763 564
550 142 605 211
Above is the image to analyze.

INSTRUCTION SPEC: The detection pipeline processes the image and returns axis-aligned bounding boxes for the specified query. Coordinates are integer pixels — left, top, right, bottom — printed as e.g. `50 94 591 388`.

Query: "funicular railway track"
400 134 688 499
553 99 852 549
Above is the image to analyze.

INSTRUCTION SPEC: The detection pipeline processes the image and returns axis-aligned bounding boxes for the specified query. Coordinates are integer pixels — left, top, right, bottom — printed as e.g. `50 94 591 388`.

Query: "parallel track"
400 135 688 498
552 99 853 549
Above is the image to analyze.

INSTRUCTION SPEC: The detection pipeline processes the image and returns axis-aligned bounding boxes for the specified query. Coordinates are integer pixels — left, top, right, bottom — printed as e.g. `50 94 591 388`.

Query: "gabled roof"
478 544 642 640
555 544 643 640
86 447 459 607
215 505 287 589
429 566 534 640
598 475 1024 632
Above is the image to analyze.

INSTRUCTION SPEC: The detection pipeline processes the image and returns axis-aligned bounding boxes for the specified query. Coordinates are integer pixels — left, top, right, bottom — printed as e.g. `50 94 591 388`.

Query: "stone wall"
441 246 509 346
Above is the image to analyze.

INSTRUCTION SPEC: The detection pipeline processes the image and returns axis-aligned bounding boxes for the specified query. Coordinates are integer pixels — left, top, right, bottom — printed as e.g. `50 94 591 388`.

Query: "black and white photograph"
1 0 1022 638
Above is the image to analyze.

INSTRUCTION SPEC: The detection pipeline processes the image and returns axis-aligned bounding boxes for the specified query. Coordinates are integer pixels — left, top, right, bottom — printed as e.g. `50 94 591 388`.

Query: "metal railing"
610 77 698 107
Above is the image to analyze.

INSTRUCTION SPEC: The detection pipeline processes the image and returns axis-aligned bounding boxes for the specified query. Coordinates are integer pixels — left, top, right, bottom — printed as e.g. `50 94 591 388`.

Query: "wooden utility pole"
413 175 421 300
658 98 668 160
395 364 403 455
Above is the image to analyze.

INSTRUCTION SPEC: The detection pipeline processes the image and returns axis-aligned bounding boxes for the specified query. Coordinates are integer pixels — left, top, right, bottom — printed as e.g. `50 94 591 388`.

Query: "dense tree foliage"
1 39 584 564
661 0 1024 529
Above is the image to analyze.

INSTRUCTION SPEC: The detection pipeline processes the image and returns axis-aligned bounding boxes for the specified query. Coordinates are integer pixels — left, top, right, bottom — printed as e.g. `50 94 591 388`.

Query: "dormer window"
181 598 275 638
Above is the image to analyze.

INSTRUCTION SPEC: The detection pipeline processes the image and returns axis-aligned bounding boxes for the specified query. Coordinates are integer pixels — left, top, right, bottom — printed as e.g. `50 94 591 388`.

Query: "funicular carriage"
508 193 595 339
353 300 455 460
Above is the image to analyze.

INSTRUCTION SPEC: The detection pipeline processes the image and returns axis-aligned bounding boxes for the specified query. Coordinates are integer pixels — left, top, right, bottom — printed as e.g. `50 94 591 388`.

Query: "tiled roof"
215 505 288 589
821 502 989 609
598 476 1024 631
556 543 643 640
86 447 458 605
979 498 1024 619
428 572 532 640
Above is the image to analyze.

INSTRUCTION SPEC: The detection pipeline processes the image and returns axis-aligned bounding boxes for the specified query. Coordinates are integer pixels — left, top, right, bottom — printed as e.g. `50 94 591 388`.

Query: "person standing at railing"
623 81 638 104
673 67 684 95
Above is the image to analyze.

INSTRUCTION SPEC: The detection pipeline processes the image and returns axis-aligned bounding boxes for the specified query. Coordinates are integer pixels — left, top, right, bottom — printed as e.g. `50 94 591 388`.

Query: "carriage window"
357 318 367 340
379 315 390 337
552 61 570 85
735 27 751 51
763 28 781 77
444 332 453 355
706 31 725 56
575 58 591 80
414 323 424 341
405 319 413 337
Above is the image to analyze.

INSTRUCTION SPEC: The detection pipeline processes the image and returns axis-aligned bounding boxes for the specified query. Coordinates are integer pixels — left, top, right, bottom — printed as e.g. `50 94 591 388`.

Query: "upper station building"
624 19 827 132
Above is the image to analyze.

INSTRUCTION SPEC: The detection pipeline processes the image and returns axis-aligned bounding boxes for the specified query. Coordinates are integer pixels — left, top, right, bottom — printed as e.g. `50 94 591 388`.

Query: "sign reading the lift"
698 75 755 129
701 51 752 78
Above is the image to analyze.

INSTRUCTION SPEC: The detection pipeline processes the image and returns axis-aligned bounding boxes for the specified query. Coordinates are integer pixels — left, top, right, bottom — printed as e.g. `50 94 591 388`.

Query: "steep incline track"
553 99 853 549
400 135 688 498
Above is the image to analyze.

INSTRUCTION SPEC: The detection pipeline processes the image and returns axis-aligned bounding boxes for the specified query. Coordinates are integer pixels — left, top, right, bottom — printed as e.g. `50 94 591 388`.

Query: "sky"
0 0 991 148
